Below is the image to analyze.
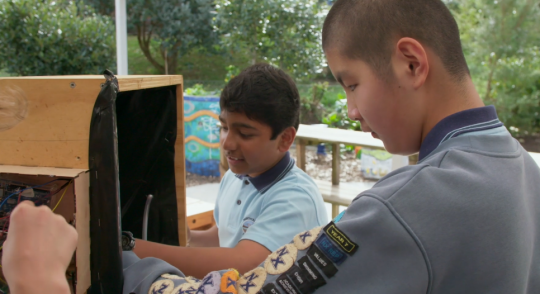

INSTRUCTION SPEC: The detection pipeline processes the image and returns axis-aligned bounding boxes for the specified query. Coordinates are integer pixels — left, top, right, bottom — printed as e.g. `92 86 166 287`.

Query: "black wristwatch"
122 231 136 251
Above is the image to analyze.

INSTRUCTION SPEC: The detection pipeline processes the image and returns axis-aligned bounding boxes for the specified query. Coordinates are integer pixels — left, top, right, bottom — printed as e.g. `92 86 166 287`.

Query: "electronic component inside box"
0 170 84 294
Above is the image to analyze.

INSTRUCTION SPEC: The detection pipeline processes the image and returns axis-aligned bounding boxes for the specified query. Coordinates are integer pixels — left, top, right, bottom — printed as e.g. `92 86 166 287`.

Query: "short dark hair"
322 0 470 82
220 63 300 140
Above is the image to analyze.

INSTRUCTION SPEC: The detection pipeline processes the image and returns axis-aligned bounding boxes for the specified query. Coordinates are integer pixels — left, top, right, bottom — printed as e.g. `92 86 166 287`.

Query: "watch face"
122 231 134 250
122 235 130 248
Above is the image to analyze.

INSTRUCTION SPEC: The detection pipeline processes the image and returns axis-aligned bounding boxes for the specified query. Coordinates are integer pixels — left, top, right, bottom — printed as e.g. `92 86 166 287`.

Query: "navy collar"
419 105 503 161
235 152 295 194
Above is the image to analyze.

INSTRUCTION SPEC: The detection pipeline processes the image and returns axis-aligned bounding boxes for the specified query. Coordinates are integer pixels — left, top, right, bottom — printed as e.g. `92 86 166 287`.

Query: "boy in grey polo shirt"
121 0 539 293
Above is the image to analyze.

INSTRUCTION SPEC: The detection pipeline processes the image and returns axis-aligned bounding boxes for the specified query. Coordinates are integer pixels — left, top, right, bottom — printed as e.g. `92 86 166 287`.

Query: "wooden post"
332 204 340 219
332 143 340 185
175 84 188 246
296 139 306 171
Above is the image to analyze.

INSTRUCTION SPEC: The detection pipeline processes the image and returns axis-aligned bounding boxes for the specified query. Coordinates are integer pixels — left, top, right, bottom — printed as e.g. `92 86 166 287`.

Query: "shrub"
0 0 115 76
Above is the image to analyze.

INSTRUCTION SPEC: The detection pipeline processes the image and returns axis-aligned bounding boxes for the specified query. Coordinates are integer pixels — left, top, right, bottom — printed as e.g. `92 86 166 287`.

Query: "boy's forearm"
133 240 267 278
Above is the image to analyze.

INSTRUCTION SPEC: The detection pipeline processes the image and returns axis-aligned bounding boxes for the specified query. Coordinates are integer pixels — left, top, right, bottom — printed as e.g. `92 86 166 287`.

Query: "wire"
52 181 72 212
0 180 72 238
0 179 70 211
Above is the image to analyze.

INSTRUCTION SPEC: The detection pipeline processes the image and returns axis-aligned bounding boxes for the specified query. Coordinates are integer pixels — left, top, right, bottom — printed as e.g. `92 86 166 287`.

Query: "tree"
128 0 219 74
448 0 540 134
216 0 326 80
0 0 115 76
84 0 115 16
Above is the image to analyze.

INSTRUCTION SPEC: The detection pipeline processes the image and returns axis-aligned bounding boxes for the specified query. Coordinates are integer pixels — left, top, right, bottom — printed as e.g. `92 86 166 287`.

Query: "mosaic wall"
184 96 221 177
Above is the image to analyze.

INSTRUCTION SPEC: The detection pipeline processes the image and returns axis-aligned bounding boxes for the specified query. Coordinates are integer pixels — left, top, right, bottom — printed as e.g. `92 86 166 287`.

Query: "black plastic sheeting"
87 71 179 293
88 70 123 294
116 85 179 246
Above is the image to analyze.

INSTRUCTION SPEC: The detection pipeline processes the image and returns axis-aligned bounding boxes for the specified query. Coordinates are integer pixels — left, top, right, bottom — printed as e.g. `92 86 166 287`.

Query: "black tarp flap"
88 70 123 294
116 86 179 245
87 72 179 293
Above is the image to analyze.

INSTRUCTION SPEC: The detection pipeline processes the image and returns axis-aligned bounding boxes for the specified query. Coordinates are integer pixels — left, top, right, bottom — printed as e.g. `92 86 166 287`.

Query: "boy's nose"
221 132 236 151
348 107 362 121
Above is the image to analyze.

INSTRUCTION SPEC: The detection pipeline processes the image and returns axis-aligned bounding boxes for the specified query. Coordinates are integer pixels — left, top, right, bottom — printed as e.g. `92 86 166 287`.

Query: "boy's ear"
394 37 429 89
278 126 297 152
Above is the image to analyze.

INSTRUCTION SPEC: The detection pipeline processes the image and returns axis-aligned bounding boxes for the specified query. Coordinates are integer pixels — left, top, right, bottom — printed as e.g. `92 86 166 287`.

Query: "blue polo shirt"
214 152 328 251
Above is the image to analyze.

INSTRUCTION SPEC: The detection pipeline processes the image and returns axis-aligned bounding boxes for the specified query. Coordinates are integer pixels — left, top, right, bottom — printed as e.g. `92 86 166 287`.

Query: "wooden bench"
314 180 374 217
186 196 215 230
295 124 407 218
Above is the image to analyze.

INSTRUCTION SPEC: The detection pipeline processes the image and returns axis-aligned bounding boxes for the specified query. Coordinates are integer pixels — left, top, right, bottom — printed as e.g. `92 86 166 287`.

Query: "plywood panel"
174 84 188 246
75 172 90 294
0 76 183 169
187 210 215 230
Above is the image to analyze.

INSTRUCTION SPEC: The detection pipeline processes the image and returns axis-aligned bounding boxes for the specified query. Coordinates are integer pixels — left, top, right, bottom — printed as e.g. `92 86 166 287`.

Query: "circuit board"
0 178 75 293
0 179 71 245
0 183 52 213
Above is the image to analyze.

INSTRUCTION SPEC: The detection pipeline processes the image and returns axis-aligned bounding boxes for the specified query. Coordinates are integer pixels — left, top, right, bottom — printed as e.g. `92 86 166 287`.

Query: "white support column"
115 0 128 75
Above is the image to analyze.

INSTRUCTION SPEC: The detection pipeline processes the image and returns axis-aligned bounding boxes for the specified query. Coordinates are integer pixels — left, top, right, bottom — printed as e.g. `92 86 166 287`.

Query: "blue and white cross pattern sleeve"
132 196 428 293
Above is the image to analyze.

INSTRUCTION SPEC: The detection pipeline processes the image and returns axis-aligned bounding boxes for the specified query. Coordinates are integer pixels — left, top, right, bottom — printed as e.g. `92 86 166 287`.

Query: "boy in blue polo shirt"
131 63 328 278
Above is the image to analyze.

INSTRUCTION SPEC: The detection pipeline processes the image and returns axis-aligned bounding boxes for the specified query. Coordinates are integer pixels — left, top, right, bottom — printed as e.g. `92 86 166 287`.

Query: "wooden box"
0 75 187 293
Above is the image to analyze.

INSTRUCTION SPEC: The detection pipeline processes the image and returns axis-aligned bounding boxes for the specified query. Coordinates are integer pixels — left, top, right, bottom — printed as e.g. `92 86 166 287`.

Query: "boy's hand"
1 201 77 294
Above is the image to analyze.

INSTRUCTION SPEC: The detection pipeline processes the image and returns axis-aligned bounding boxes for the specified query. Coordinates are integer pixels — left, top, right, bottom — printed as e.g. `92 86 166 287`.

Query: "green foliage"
216 0 327 80
323 97 361 131
128 0 219 74
448 0 540 134
0 0 115 76
84 0 114 16
224 65 240 83
299 82 327 124
184 83 219 96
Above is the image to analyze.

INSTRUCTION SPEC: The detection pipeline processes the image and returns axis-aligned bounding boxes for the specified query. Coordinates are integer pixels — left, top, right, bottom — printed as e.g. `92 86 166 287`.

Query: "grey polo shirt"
124 105 540 294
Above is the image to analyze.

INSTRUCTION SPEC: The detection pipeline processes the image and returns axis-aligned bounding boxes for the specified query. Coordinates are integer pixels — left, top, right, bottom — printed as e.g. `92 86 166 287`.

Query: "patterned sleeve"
139 195 429 294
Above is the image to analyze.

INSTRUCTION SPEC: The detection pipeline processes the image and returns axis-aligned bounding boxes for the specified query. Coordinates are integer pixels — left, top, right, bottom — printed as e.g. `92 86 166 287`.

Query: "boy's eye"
348 84 357 92
239 133 253 138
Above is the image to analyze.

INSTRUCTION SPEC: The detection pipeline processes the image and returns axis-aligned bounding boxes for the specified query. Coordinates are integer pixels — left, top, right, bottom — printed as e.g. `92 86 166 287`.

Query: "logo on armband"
172 282 199 294
238 267 267 294
281 265 316 294
259 283 280 294
306 245 338 278
195 272 220 294
293 226 322 250
298 256 326 289
315 233 348 265
264 244 298 275
323 222 358 254
149 279 175 294
220 269 240 294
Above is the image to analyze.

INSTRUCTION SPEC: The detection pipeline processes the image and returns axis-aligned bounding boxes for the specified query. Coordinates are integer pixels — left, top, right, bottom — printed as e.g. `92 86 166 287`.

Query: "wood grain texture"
332 143 340 186
74 172 90 294
174 84 188 246
296 139 306 171
0 76 183 169
187 210 215 230
296 124 385 148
